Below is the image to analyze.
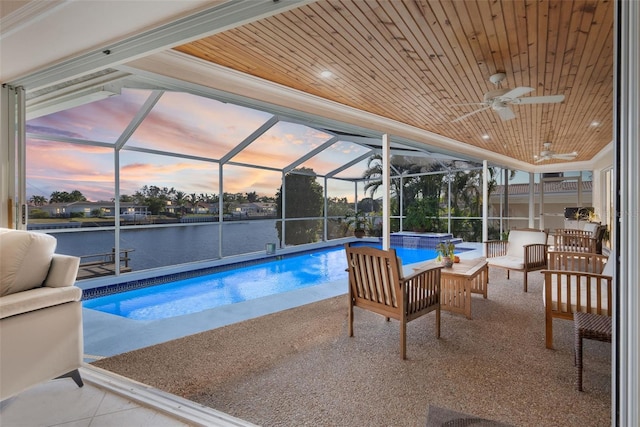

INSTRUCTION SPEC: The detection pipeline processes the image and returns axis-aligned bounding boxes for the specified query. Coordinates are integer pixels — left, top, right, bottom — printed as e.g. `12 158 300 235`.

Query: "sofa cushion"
0 286 82 320
505 230 547 258
0 229 56 297
583 222 600 234
43 254 80 288
602 253 614 276
487 255 525 270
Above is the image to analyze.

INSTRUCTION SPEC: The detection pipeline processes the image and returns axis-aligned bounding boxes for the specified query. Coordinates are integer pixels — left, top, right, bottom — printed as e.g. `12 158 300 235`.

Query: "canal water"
49 220 280 271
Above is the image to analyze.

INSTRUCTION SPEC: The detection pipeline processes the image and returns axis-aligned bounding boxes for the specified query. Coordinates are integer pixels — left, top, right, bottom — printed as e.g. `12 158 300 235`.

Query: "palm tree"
29 195 47 206
187 193 201 214
362 154 446 215
173 191 187 217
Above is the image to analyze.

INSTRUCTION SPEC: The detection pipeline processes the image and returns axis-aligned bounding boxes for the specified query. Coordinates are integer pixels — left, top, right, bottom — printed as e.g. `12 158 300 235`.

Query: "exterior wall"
488 190 593 232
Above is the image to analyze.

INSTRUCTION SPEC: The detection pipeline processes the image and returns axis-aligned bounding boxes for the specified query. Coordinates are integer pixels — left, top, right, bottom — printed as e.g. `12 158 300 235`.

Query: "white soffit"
1 0 215 83
3 0 315 89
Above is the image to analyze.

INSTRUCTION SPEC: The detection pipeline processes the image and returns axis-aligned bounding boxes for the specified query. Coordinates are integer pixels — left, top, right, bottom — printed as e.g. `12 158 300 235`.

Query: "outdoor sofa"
0 228 83 400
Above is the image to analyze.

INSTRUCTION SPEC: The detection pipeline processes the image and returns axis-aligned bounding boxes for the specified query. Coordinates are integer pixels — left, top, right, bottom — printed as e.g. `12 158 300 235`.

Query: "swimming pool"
83 244 440 321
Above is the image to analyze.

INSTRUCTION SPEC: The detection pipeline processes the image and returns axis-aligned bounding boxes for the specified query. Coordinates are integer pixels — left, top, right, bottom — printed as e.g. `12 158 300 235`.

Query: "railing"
77 248 134 280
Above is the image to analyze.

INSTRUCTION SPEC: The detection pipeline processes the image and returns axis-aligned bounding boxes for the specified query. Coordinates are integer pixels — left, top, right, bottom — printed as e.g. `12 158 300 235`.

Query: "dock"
77 248 134 280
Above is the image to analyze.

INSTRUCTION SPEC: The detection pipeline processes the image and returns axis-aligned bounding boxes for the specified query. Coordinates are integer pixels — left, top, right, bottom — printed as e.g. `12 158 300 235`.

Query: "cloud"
25 89 359 202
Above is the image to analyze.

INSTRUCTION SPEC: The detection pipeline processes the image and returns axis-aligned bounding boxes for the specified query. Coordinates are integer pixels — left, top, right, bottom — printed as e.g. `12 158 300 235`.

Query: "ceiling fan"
451 73 565 123
534 142 578 163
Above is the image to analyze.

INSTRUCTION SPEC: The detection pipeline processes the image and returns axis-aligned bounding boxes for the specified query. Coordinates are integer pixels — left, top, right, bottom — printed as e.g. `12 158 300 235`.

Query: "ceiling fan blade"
496 107 516 121
500 87 534 99
534 157 547 163
553 152 578 159
514 94 565 104
451 106 491 123
451 102 487 107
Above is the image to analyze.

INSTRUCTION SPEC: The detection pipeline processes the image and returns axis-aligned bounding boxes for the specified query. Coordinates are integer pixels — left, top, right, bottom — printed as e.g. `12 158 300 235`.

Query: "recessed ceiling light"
320 70 333 78
482 134 490 140
590 120 601 127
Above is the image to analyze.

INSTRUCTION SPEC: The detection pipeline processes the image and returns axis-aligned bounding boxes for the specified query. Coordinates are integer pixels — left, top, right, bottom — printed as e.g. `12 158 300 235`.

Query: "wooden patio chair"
344 243 441 359
553 229 598 253
542 251 613 349
485 229 548 292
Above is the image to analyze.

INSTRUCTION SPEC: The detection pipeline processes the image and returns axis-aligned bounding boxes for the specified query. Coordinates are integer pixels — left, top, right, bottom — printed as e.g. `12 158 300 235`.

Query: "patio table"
414 257 488 319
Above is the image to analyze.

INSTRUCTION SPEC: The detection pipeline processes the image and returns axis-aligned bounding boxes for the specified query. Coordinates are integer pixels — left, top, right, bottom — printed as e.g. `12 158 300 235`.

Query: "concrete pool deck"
82 242 483 360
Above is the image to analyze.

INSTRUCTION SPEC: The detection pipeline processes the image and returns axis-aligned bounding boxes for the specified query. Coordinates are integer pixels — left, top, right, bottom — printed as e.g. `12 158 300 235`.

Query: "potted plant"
436 240 456 267
344 210 370 238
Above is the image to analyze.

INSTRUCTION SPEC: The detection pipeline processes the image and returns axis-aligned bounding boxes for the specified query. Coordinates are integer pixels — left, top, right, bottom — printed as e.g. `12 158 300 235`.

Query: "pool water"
83 244 439 321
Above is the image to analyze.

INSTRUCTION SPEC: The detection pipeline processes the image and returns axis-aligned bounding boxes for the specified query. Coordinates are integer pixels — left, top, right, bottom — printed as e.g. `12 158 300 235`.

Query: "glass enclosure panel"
49 228 118 265
298 140 371 175
118 152 220 272
401 171 446 233
450 218 483 242
127 91 273 159
280 218 324 246
221 164 280 209
326 178 355 216
333 157 371 180
120 225 220 271
26 138 114 222
231 121 332 169
119 150 217 218
26 89 149 143
221 219 280 257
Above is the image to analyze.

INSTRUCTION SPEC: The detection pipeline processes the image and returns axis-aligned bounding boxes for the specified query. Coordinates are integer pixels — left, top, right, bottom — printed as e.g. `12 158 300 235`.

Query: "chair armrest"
43 254 80 288
0 286 82 319
402 264 442 283
485 240 508 258
523 243 547 268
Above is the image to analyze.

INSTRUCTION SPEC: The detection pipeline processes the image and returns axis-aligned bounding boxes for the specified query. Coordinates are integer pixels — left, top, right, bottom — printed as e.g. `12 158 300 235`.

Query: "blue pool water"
83 244 439 321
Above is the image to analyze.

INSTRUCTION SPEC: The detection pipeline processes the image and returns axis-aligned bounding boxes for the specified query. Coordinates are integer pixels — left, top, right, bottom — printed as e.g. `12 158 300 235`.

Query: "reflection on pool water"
83 244 440 321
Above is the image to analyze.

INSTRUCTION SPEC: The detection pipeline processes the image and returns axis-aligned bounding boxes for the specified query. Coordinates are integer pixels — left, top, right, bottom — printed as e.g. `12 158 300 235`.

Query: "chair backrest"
506 229 547 258
0 228 57 297
345 243 402 310
553 229 597 253
548 251 608 273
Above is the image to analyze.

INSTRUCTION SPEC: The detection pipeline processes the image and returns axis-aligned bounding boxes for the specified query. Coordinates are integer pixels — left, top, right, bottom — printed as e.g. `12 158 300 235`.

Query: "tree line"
29 186 277 216
29 156 507 242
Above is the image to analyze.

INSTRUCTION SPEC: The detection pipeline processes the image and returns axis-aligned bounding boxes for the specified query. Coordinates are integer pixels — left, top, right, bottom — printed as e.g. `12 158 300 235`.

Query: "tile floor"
0 366 255 427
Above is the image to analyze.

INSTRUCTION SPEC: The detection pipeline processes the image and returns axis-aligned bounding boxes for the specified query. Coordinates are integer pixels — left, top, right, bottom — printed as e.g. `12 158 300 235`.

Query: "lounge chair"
344 243 441 359
485 229 548 292
542 251 613 349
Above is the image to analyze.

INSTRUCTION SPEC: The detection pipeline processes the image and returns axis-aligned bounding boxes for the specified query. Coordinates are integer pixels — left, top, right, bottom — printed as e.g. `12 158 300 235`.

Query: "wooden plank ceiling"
174 0 613 166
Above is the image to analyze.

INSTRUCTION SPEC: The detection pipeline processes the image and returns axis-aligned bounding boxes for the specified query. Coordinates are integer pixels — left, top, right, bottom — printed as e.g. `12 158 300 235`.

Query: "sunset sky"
26 88 371 202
